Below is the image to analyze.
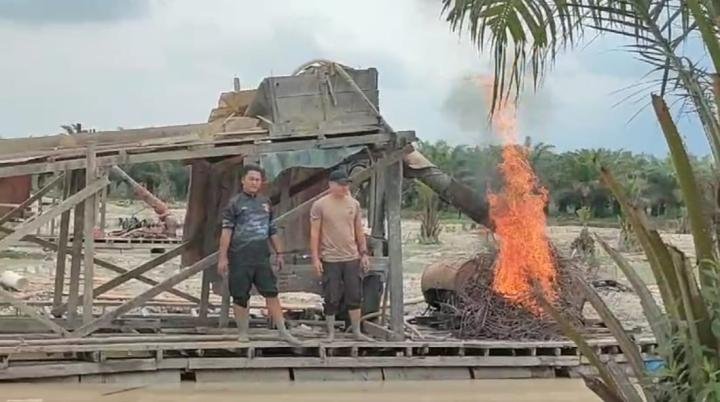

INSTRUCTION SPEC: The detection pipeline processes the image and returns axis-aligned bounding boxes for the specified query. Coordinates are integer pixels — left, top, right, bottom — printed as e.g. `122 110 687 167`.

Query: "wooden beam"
99 185 107 231
52 172 73 314
0 172 65 226
52 241 190 315
385 159 404 340
0 176 108 251
219 277 230 328
83 145 98 323
0 131 412 178
0 287 69 336
0 227 205 308
73 253 218 337
0 123 210 157
67 172 85 323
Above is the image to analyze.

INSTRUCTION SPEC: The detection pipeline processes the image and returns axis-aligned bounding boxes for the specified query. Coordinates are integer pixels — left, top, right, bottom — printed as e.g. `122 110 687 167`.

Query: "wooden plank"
186 355 582 369
0 132 411 179
0 172 65 226
0 287 69 336
0 175 108 250
0 358 187 381
195 368 290 383
199 272 211 320
219 277 230 328
99 185 107 231
362 320 394 341
0 123 209 157
385 159 404 340
53 242 190 315
471 367 555 379
382 367 471 381
83 145 98 323
73 253 219 337
52 172 72 313
293 368 383 381
80 369 181 384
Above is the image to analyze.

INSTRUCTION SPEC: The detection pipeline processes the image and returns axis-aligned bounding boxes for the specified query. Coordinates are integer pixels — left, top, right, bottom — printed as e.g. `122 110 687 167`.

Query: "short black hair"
242 164 265 179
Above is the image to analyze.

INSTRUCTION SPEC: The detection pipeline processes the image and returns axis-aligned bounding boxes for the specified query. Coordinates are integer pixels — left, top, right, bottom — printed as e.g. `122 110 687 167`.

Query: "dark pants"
322 259 362 315
229 257 278 308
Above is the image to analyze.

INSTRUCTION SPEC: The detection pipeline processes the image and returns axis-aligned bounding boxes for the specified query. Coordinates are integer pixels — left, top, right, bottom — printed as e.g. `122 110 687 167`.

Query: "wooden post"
385 158 404 340
36 190 43 235
52 172 73 315
371 166 388 325
99 185 107 232
68 171 86 324
83 145 98 323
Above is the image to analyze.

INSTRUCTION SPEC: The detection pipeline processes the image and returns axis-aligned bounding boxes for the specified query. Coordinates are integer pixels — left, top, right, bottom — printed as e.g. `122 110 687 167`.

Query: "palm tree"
441 0 720 400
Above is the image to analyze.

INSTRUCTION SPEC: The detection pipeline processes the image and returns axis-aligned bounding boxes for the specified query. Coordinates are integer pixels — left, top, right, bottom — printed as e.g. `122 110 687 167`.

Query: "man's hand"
313 258 324 277
275 255 285 272
360 254 370 273
218 257 229 277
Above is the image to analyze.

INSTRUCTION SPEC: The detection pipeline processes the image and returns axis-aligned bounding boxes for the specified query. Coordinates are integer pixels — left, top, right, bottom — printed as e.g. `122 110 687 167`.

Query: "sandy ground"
1 200 693 333
1 379 600 402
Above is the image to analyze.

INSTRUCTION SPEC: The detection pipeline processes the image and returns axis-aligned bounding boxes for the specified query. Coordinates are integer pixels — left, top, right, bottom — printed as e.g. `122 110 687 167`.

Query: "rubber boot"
351 317 374 342
324 315 335 343
235 310 249 343
276 317 302 346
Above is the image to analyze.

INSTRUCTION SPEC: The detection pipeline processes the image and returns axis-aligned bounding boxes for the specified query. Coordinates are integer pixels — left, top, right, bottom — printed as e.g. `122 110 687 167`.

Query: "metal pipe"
110 165 179 236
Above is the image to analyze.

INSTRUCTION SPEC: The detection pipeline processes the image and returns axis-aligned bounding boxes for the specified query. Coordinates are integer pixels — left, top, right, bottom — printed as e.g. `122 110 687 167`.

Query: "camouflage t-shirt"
221 192 276 264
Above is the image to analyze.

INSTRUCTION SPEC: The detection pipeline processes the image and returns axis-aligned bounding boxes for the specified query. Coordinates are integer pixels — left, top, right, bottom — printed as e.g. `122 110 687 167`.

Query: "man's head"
241 164 265 195
328 169 351 197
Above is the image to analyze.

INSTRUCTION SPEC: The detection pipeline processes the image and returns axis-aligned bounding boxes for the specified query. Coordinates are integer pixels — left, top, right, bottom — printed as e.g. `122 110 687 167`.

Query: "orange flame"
477 78 557 312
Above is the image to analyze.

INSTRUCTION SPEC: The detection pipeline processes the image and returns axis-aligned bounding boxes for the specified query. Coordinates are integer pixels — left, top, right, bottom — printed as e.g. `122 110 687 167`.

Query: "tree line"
408 138 716 219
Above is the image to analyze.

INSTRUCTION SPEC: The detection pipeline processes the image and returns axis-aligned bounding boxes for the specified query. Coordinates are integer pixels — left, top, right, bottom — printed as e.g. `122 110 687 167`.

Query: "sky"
0 0 710 156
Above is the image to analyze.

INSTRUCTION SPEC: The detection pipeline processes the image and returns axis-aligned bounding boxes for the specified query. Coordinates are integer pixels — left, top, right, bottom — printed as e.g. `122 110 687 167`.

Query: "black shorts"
322 259 362 315
229 257 278 308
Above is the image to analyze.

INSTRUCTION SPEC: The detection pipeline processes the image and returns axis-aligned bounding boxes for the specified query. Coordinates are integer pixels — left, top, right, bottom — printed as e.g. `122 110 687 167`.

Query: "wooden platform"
0 329 657 382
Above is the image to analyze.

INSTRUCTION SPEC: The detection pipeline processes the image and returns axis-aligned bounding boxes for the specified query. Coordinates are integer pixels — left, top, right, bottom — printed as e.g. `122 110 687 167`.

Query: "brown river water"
2 380 599 402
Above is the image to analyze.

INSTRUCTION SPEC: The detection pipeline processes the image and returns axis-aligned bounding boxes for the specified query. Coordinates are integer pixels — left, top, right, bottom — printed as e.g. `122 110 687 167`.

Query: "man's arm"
310 201 323 276
218 228 232 276
354 203 369 271
310 219 323 275
218 197 237 276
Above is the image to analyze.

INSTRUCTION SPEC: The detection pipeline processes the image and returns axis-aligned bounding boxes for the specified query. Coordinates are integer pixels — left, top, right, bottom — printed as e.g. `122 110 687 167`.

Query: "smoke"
441 75 555 144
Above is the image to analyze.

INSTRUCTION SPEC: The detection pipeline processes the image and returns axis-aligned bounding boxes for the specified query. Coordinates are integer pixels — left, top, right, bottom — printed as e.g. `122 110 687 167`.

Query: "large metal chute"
403 150 491 229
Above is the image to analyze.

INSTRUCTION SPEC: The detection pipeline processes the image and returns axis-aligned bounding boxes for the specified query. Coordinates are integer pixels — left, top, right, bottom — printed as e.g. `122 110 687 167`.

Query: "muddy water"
2 380 599 402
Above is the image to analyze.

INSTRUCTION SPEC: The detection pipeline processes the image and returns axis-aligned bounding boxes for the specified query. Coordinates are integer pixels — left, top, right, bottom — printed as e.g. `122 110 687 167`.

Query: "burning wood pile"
456 251 584 340
421 77 586 341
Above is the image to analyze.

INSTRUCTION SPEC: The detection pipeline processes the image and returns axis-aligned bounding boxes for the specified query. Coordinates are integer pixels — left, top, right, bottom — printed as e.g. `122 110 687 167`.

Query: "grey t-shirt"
221 192 276 263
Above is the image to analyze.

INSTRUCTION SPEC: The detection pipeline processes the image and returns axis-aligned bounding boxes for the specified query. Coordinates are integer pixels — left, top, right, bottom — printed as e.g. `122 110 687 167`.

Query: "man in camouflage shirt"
218 164 300 345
